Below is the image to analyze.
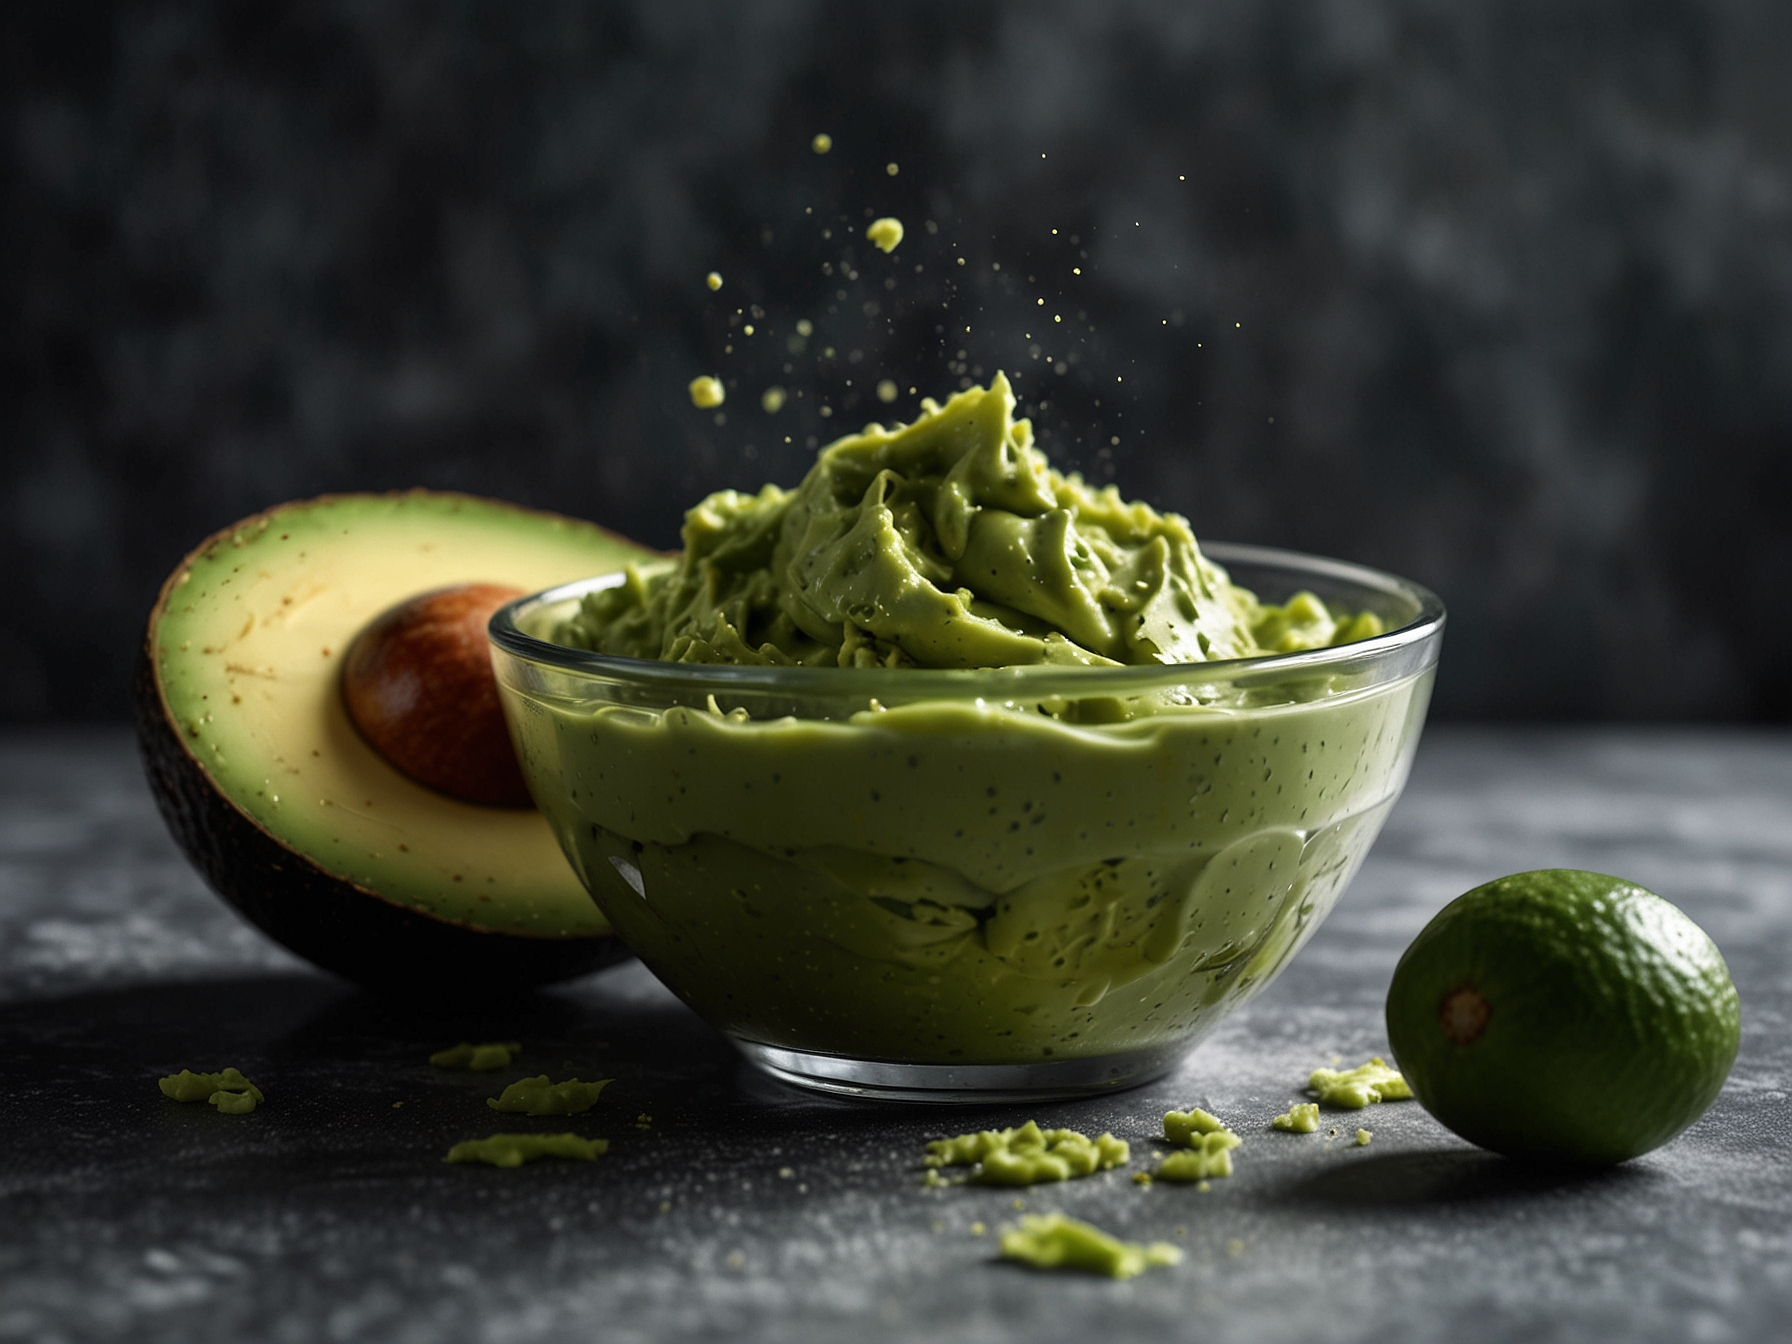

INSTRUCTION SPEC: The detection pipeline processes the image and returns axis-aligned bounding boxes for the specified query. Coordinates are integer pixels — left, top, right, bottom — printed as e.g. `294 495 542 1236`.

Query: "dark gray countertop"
1 727 1787 1343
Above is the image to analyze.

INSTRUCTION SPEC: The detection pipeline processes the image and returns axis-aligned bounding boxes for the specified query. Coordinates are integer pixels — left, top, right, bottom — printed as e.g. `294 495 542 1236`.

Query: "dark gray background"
6 0 1791 724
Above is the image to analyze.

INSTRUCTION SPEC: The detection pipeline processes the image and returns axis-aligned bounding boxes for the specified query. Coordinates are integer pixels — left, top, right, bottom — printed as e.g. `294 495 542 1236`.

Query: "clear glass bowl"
490 543 1444 1102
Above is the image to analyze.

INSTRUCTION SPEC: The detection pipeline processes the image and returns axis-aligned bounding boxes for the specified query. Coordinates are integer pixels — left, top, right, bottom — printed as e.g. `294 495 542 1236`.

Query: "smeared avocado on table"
136 490 651 991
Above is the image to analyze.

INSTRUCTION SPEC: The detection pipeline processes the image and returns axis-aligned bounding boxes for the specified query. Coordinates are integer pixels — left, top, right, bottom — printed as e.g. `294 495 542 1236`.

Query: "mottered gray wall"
6 0 1791 722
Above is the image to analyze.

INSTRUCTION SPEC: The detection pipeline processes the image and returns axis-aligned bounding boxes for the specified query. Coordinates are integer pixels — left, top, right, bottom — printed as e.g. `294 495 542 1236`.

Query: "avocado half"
136 490 651 992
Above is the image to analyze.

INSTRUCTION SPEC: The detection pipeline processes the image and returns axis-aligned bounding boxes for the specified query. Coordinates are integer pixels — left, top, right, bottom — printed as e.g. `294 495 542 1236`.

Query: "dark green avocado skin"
134 646 630 994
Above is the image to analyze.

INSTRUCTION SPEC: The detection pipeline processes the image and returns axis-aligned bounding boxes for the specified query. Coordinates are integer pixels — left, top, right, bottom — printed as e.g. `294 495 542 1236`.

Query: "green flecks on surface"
1163 1107 1229 1146
429 1042 521 1071
1356 1128 1373 1146
1309 1057 1413 1109
1155 1130 1242 1182
1272 1102 1321 1133
923 1120 1129 1186
158 1068 265 1113
444 1133 610 1168
486 1075 612 1116
999 1213 1182 1279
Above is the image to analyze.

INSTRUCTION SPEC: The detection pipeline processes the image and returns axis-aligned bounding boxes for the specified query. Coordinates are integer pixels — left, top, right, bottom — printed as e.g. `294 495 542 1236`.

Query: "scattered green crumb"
1132 1171 1153 1187
866 217 904 253
999 1213 1182 1280
486 1075 611 1116
1156 1130 1242 1182
705 271 722 291
1197 1180 1211 1192
761 386 787 413
923 1120 1128 1187
428 1042 520 1071
688 376 725 409
1308 1057 1413 1109
876 378 899 403
1272 1102 1321 1133
158 1068 264 1113
1011 1199 1026 1210
1158 1108 1241 1181
445 1133 609 1168
635 1113 653 1130
921 1168 953 1188
811 132 832 154
969 1221 987 1236
1356 1129 1373 1146
1164 1107 1230 1147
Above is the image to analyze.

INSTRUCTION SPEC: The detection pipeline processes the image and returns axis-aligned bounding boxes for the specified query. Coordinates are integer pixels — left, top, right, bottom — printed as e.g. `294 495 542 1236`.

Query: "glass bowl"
490 543 1444 1102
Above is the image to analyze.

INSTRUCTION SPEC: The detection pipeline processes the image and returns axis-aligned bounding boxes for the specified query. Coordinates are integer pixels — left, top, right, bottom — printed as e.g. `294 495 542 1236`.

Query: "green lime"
1385 870 1740 1165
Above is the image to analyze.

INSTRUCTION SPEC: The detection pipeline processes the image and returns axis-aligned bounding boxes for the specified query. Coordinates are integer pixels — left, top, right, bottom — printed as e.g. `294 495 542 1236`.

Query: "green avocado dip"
487 1075 612 1116
159 1068 264 1113
512 375 1437 1069
445 1133 609 1167
923 1120 1128 1186
430 1042 521 1071
1157 1109 1242 1181
1308 1058 1412 1109
999 1213 1181 1279
557 373 1379 669
1271 1102 1321 1133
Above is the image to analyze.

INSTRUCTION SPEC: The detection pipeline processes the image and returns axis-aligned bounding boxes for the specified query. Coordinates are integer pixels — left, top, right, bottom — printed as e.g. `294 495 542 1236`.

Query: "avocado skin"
134 625 628 995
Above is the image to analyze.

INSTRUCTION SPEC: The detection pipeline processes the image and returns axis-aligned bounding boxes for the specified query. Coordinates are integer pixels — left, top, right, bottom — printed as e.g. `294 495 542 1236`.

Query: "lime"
1385 870 1740 1165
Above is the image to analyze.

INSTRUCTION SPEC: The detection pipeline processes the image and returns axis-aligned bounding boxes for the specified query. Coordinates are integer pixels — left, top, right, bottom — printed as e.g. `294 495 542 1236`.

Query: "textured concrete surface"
0 726 1788 1342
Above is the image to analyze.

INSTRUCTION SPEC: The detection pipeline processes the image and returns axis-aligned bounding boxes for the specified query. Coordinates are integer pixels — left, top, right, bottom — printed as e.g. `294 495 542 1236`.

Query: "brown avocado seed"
342 583 532 807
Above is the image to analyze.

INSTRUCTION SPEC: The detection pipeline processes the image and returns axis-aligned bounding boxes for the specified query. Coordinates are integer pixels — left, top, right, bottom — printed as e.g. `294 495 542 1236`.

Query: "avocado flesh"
141 491 651 987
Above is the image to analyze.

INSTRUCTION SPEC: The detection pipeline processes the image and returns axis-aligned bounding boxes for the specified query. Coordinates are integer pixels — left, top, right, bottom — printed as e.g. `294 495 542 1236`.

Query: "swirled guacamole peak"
558 373 1374 668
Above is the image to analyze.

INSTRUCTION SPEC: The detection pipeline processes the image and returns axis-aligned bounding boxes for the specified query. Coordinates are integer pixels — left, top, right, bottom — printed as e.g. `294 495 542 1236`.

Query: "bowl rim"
488 540 1445 694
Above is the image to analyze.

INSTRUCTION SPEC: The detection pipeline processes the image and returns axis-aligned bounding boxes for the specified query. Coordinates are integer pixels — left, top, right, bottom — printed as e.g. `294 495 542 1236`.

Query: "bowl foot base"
731 1038 1189 1104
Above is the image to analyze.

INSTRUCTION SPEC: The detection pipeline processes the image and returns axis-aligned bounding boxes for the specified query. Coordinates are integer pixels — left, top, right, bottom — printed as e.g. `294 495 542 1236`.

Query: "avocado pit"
342 583 531 808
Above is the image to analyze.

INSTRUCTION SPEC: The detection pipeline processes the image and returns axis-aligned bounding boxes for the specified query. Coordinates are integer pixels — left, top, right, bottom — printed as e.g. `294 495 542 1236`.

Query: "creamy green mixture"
445 1133 609 1167
1272 1102 1321 1133
999 1213 1181 1279
487 1075 612 1116
520 375 1433 1066
557 374 1378 670
1156 1133 1241 1182
923 1120 1129 1186
429 1042 521 1071
159 1068 264 1113
1309 1058 1412 1109
1163 1107 1229 1146
1155 1106 1242 1180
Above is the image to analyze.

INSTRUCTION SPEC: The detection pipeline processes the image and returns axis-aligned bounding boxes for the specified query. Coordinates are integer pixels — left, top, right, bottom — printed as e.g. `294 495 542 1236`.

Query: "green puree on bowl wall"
497 374 1444 1090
